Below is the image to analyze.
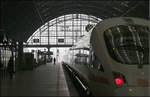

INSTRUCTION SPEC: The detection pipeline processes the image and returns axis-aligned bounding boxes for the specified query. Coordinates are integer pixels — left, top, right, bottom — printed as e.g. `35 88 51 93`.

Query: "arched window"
25 14 101 62
27 14 102 45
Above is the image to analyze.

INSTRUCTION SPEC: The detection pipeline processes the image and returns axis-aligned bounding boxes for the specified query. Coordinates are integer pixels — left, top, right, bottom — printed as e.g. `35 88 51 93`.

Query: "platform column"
17 41 24 70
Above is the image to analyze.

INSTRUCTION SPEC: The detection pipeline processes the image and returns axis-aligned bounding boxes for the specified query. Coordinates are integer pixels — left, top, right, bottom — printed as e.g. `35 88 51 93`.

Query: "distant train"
63 17 149 96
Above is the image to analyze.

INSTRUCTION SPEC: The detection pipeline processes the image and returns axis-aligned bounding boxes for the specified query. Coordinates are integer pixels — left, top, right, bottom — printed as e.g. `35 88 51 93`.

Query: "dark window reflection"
104 25 149 64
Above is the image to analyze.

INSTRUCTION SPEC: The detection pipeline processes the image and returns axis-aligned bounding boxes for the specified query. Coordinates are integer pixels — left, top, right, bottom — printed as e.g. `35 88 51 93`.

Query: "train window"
89 51 95 68
74 49 89 65
104 25 149 65
98 63 104 72
90 52 104 72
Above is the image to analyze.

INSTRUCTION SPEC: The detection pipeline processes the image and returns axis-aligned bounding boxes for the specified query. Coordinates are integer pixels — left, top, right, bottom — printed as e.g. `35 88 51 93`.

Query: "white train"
63 17 149 96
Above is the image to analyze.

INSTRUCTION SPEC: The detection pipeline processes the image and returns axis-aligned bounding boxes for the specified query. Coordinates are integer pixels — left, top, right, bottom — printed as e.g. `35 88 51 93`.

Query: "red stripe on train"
89 76 109 85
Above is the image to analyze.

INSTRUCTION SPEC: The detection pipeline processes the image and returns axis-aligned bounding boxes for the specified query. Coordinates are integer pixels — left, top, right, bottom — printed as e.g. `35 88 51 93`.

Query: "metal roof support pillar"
46 22 50 62
48 22 50 45
17 41 24 70
56 18 58 45
64 15 66 45
39 27 42 45
72 14 74 45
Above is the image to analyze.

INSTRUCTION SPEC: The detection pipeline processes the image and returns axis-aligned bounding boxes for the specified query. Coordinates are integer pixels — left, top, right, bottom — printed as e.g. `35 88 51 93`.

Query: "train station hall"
0 0 149 96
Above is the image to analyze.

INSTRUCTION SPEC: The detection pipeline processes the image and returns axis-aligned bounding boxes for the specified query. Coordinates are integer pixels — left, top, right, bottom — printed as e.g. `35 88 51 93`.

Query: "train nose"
112 67 149 96
114 87 149 96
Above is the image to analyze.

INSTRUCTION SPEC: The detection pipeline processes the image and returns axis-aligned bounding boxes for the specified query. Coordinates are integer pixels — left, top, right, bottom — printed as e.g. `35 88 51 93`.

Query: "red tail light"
113 71 127 86
115 77 123 85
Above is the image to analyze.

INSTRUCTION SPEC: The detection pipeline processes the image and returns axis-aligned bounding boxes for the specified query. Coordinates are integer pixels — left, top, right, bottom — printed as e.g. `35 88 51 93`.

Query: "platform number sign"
33 39 39 43
58 39 64 43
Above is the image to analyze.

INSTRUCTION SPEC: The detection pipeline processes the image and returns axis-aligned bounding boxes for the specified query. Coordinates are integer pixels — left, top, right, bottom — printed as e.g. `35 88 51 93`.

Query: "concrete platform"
0 63 70 96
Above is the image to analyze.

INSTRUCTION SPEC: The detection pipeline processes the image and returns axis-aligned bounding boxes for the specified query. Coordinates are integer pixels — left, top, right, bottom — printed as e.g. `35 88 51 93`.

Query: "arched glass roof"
25 14 102 62
27 14 102 45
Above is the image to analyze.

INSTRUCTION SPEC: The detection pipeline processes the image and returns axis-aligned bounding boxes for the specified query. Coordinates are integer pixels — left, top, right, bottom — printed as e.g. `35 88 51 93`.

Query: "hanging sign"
33 39 39 43
58 39 64 43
